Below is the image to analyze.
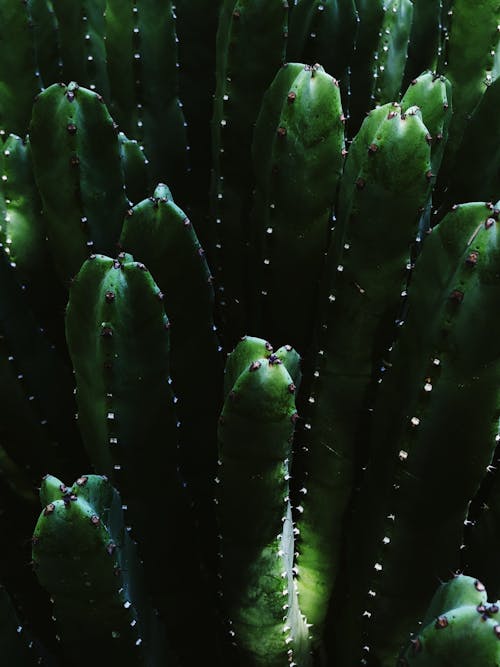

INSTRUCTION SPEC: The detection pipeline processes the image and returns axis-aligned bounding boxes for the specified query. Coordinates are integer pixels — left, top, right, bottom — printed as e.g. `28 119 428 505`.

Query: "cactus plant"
0 2 498 667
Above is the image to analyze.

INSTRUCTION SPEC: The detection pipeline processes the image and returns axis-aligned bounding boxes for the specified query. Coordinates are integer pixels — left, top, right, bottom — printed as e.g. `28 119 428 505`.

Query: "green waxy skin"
401 71 453 182
223 335 274 398
0 1 42 137
293 103 433 646
32 474 169 666
250 62 345 353
211 0 289 350
400 578 500 667
105 0 188 195
29 82 129 285
28 0 62 90
369 0 414 109
286 0 358 106
65 252 178 508
334 202 500 666
420 575 488 628
217 355 311 667
439 0 500 188
50 0 109 101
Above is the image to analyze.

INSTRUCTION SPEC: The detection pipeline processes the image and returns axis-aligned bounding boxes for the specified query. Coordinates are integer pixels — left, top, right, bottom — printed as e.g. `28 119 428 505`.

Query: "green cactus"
0 2 497 667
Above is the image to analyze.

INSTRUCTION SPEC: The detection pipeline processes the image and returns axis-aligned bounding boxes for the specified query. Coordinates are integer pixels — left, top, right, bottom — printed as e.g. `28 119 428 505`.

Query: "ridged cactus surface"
0 2 498 667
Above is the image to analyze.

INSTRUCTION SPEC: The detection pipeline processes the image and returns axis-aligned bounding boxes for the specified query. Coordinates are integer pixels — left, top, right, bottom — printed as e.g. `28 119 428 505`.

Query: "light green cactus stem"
29 82 129 285
400 70 453 182
333 201 500 667
49 0 109 101
286 0 358 106
217 349 311 666
250 62 345 353
399 576 500 666
369 0 414 109
105 0 188 195
292 102 433 646
32 474 170 666
210 0 289 350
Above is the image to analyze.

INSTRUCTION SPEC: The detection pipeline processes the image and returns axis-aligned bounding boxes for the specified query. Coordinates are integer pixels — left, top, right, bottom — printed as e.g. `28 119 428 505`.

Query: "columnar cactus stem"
0 1 43 137
49 0 109 100
250 62 345 353
32 474 170 666
105 0 188 195
286 0 358 107
28 82 129 285
217 346 311 666
293 102 433 645
210 0 289 349
334 201 500 666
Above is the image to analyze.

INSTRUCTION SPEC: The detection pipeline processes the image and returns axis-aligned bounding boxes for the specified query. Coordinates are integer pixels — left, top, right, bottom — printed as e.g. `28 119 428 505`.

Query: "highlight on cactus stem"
0 1 498 666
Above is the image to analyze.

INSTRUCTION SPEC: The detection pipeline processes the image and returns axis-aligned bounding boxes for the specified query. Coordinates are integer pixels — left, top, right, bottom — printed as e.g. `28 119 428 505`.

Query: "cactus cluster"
0 1 499 666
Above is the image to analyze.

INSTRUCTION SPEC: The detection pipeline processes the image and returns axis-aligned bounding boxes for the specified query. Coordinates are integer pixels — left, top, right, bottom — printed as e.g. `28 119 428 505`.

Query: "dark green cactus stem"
119 183 223 601
211 0 289 349
27 0 62 90
32 474 170 666
286 0 358 107
119 188 221 459
174 0 223 241
402 0 443 87
0 133 67 348
29 82 129 285
0 0 43 137
333 201 500 666
436 76 500 210
399 576 500 666
292 102 433 645
344 0 385 135
438 0 500 189
217 350 311 666
0 584 54 666
49 0 109 101
250 62 345 353
105 0 188 196
369 0 414 109
117 132 150 207
64 252 210 664
0 247 85 482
